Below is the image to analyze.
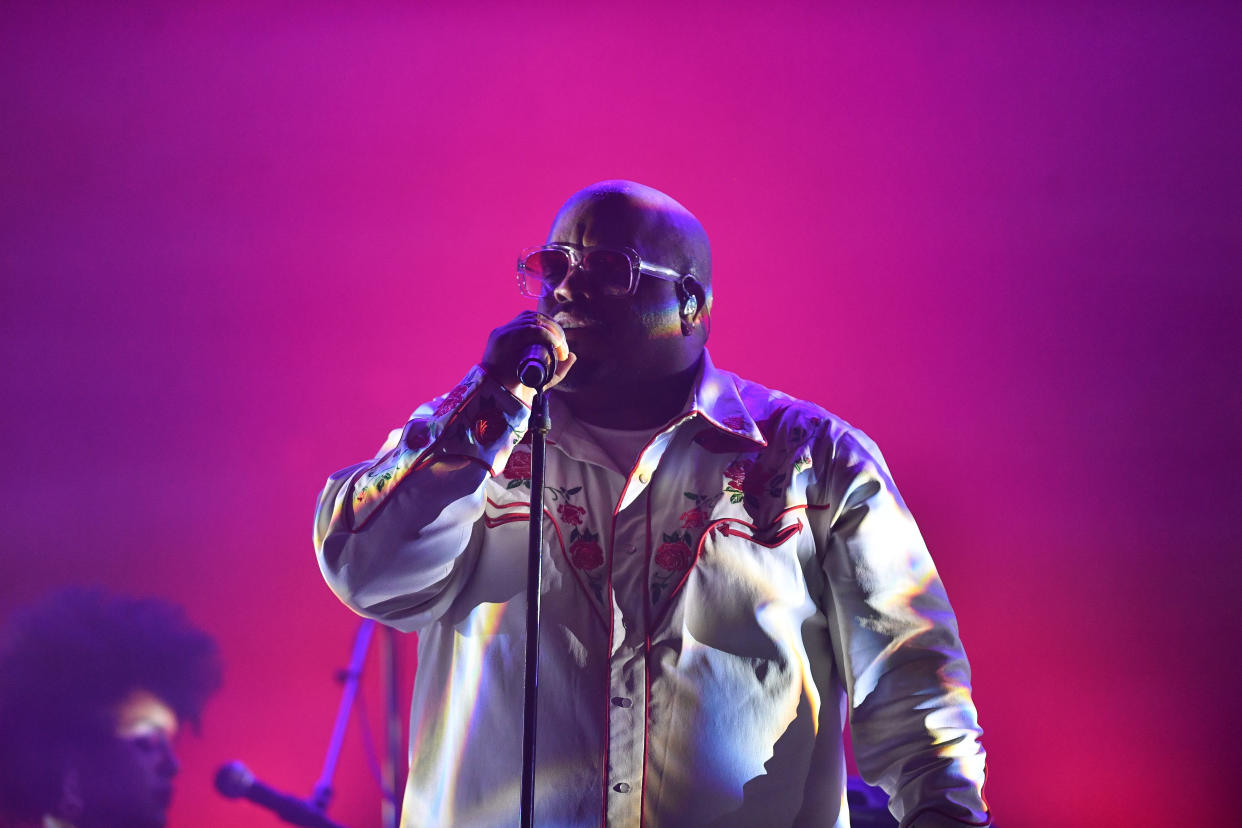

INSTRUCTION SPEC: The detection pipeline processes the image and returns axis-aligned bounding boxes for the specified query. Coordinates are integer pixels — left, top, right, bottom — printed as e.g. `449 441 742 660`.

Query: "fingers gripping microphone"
215 761 348 828
517 344 557 390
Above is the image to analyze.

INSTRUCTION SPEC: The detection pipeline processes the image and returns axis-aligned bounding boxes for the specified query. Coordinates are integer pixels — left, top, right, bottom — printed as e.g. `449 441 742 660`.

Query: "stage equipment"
519 363 552 828
216 620 403 828
215 761 347 828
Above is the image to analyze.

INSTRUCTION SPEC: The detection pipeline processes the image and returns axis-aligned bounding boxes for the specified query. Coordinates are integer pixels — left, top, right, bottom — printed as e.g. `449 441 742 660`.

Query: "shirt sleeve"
313 366 531 631
806 424 990 827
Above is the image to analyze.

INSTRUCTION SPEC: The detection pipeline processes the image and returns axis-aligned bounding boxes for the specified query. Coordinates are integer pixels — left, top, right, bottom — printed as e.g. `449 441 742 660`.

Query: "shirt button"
613 782 631 793
611 696 632 708
622 545 636 555
637 472 650 484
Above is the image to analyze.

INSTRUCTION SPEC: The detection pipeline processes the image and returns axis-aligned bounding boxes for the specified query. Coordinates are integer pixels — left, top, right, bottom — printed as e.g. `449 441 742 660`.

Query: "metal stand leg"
310 619 404 828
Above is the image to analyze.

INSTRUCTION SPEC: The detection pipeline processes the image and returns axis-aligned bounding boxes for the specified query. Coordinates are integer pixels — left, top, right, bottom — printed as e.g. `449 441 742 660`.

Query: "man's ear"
677 276 706 335
677 276 704 315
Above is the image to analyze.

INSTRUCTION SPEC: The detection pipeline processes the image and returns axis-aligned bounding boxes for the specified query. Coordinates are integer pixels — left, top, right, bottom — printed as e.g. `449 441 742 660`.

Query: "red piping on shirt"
717 520 804 547
602 500 621 827
482 513 528 528
641 491 654 828
349 380 489 533
485 497 529 510
351 455 494 533
612 411 695 516
649 514 807 632
543 507 608 631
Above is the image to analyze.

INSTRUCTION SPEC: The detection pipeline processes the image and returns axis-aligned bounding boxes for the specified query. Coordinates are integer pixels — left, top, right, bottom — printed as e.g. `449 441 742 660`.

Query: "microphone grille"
214 760 255 798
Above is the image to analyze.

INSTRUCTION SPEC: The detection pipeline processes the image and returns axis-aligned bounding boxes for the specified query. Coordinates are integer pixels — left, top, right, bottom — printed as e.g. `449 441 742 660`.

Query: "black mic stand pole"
519 382 551 828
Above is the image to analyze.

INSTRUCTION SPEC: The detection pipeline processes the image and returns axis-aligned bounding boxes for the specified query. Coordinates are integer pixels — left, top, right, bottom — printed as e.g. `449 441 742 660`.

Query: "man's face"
536 190 703 389
76 689 180 828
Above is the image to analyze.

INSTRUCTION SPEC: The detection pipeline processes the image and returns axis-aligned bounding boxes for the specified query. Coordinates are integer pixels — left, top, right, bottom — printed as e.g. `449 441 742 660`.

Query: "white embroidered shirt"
314 353 989 828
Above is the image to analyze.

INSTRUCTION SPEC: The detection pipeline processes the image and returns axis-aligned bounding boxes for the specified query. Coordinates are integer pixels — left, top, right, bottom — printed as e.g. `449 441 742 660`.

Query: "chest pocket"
681 517 815 662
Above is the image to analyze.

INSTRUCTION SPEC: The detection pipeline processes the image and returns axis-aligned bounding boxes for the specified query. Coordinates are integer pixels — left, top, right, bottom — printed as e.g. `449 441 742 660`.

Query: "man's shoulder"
720 367 856 444
716 369 897 484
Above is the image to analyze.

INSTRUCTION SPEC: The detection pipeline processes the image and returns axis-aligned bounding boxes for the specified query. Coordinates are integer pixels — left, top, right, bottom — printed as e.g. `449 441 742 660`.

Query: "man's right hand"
481 310 576 406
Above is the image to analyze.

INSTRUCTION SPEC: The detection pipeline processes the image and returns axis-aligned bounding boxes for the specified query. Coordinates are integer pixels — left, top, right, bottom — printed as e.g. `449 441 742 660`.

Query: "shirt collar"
543 349 767 461
689 351 767 447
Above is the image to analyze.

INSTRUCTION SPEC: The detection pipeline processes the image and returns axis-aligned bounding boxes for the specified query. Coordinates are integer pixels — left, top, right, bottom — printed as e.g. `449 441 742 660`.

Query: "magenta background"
3 4 1240 826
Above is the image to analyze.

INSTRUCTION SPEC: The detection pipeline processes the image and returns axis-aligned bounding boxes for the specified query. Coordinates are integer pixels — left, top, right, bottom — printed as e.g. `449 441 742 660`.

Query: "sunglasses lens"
518 247 637 297
520 249 571 296
582 249 634 295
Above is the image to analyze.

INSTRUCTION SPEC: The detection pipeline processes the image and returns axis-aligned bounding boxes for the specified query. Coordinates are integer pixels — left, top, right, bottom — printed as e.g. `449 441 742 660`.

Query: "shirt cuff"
416 365 531 476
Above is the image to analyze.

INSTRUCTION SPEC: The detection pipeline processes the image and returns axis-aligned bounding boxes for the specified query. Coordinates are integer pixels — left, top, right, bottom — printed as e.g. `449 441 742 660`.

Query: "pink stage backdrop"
4 4 1239 826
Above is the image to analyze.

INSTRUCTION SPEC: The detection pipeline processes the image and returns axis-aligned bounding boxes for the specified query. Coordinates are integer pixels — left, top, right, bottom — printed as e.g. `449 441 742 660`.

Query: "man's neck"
556 360 700 431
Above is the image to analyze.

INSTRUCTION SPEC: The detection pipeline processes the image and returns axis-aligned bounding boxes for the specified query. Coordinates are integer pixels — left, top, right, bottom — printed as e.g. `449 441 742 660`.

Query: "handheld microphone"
517 344 557 390
215 761 348 828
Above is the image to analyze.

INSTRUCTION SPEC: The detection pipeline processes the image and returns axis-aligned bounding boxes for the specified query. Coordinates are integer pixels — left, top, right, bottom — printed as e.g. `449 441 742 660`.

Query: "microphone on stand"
215 761 348 828
517 343 557 389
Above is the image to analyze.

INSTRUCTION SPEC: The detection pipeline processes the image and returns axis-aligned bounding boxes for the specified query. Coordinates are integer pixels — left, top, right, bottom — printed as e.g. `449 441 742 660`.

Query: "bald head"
547 180 712 294
535 181 712 404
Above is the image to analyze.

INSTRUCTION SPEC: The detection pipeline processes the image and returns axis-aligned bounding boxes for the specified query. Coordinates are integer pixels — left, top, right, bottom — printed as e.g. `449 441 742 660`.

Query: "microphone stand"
309 619 403 828
519 384 550 828
219 618 402 828
311 620 374 813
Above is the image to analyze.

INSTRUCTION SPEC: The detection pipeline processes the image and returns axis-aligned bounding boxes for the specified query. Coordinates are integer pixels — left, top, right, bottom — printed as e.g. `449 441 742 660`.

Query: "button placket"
605 645 645 826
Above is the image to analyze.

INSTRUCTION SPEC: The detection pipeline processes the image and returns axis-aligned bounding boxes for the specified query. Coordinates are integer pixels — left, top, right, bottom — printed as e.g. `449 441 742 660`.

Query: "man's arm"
314 366 530 631
314 310 574 631
807 425 990 827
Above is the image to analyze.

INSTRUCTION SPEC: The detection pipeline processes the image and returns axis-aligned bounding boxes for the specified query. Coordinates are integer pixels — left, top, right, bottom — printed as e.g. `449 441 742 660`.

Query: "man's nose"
551 262 594 303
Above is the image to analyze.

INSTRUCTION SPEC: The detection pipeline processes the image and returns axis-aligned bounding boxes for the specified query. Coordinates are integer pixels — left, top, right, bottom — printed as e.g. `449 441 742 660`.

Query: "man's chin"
555 355 608 393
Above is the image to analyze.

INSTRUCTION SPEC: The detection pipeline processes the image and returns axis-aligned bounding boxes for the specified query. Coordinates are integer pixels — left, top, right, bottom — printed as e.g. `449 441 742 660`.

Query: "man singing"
314 181 989 827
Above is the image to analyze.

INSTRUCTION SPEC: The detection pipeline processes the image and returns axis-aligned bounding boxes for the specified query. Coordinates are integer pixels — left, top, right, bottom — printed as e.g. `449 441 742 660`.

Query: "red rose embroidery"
503 450 532 480
569 539 604 570
722 415 747 432
724 458 753 490
655 541 692 571
557 503 585 525
433 383 471 417
679 508 705 529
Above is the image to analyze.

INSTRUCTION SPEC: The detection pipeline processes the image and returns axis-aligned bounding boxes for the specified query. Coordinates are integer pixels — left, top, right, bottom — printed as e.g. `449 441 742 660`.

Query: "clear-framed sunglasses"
516 244 684 299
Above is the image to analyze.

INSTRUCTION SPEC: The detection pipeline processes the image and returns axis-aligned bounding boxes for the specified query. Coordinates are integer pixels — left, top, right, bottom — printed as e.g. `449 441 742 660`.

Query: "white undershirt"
566 418 661 645
572 419 656 478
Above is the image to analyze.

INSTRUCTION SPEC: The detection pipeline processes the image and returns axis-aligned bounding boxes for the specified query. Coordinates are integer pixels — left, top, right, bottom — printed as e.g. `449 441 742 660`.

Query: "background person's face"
77 689 179 828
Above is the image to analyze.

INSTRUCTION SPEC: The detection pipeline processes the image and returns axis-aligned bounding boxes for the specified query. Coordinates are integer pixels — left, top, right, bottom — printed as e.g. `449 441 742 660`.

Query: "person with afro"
0 588 222 828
